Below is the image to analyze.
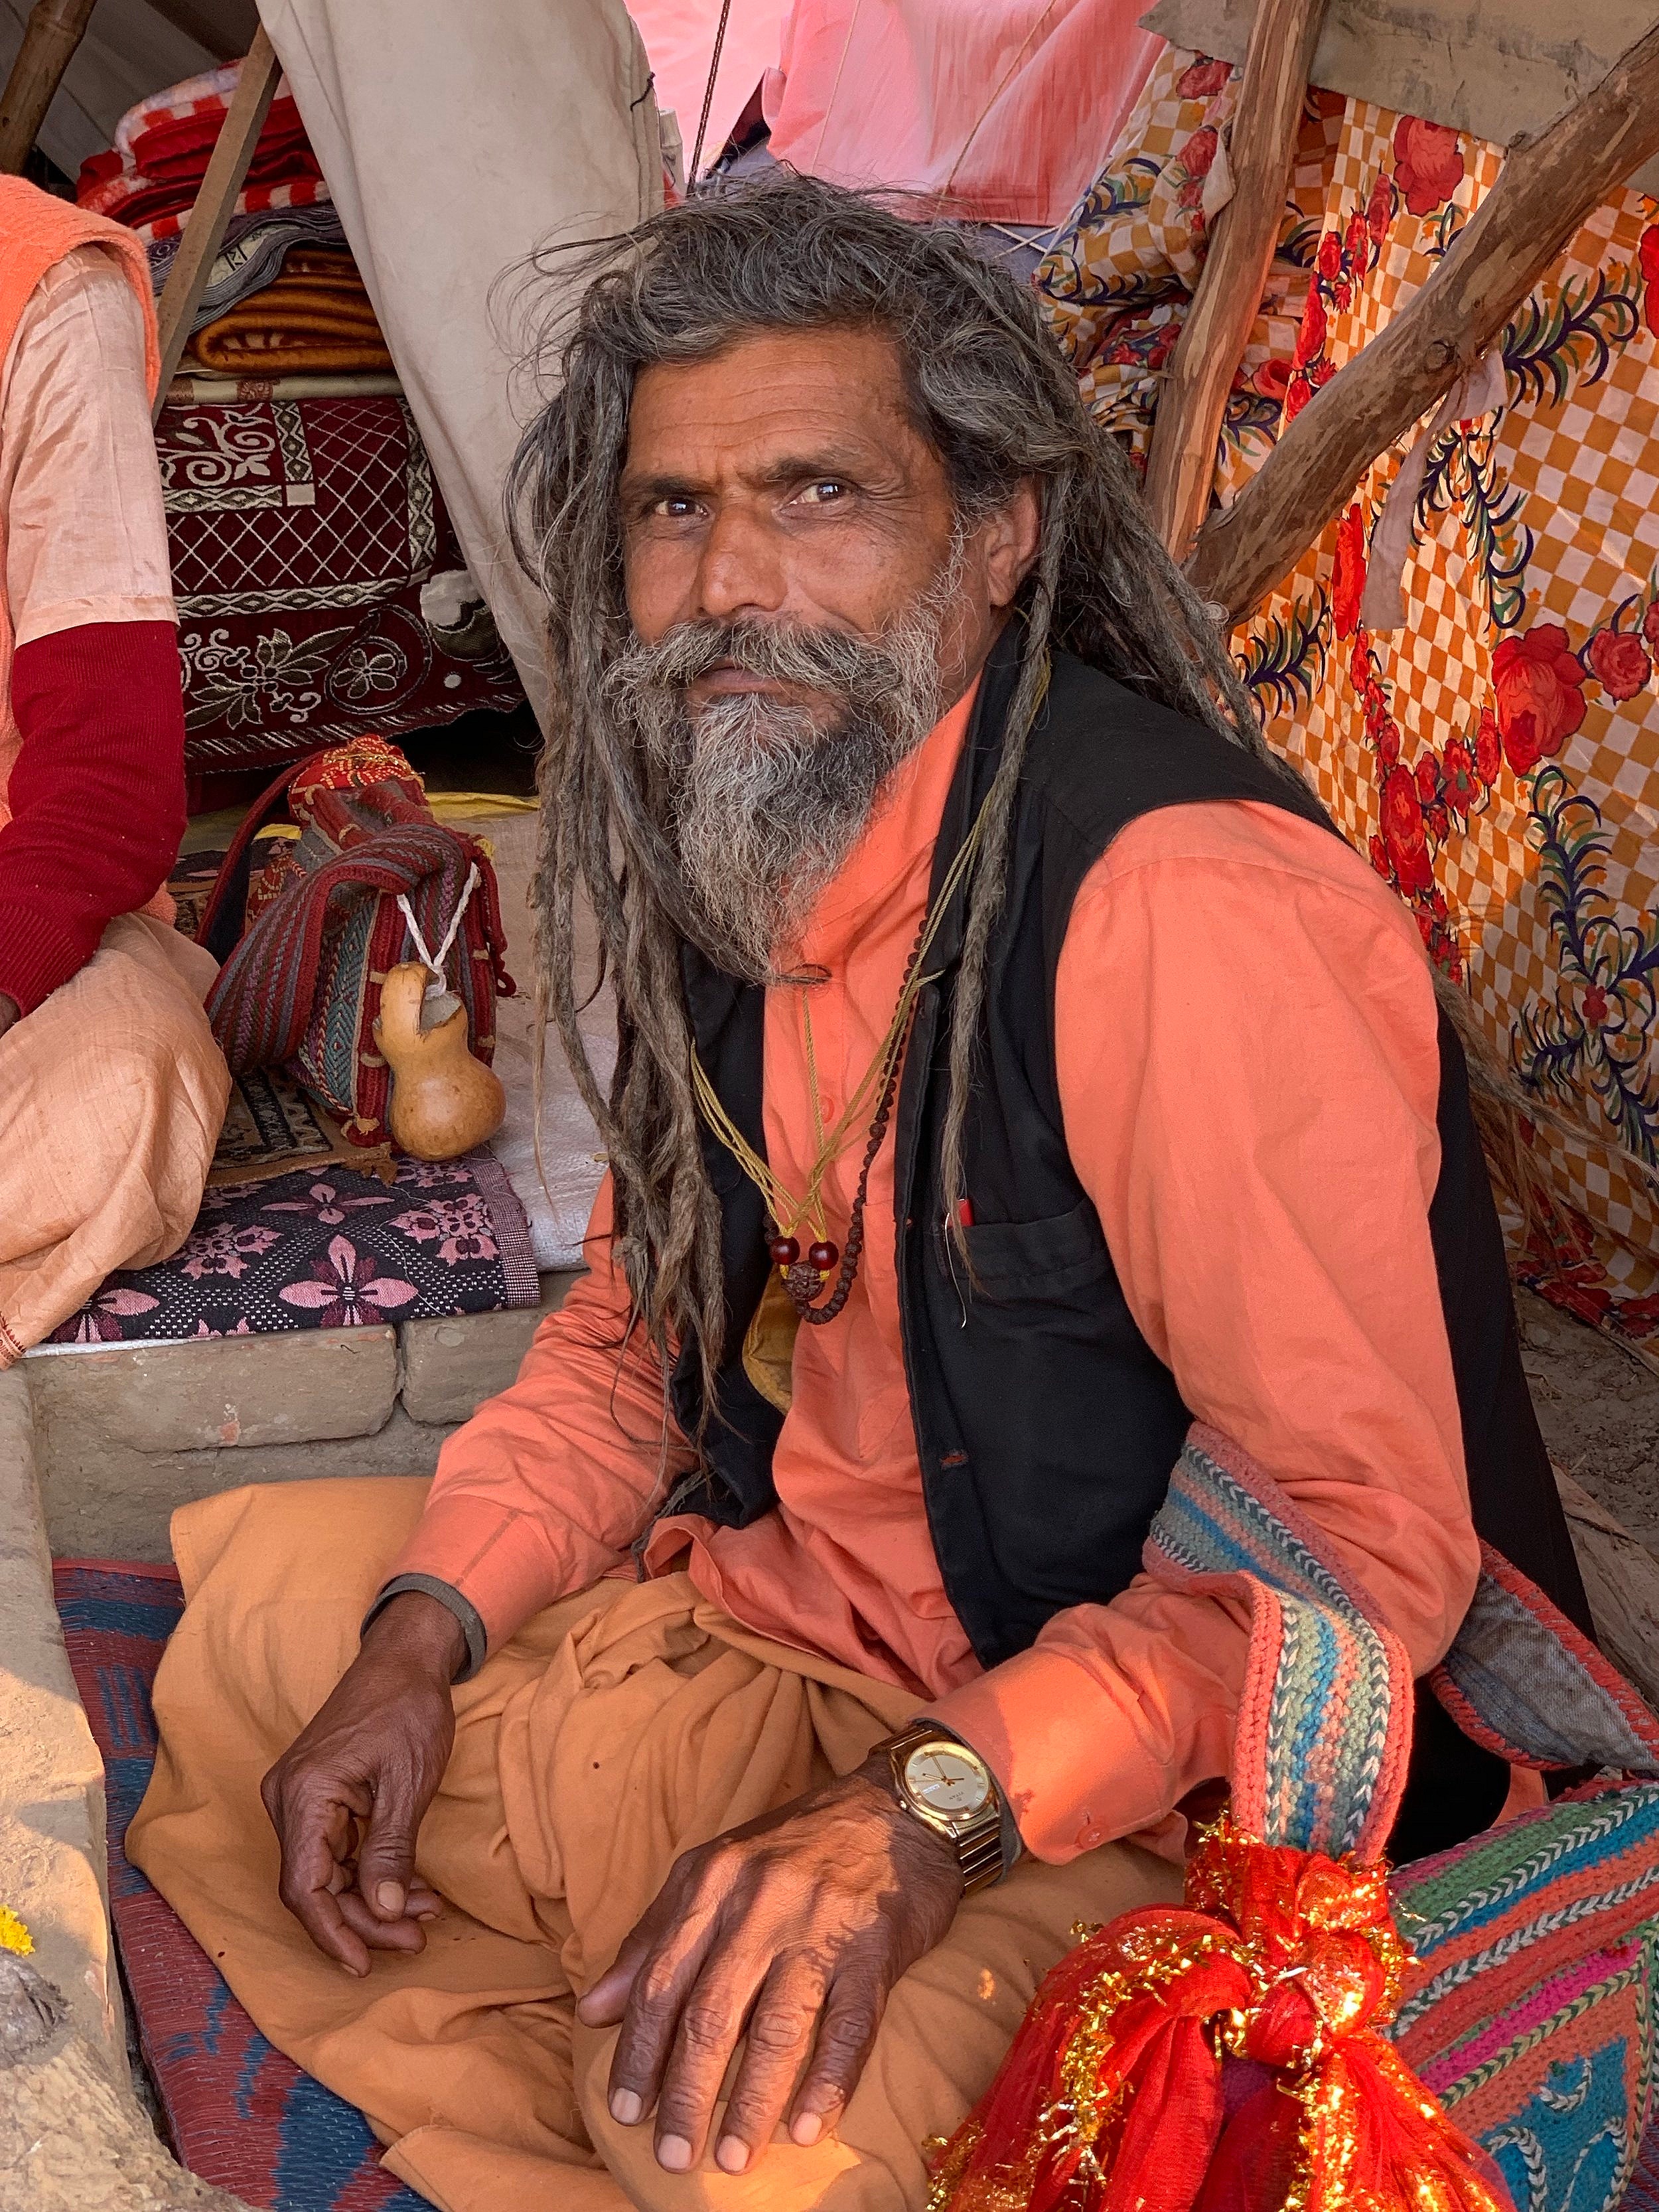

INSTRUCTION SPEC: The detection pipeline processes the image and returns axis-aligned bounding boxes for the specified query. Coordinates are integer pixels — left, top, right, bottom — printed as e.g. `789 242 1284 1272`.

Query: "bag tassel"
926 1819 1512 2212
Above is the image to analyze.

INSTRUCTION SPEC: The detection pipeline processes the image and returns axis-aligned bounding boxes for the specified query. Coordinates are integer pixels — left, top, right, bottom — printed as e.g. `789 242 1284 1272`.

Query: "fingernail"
375 1881 405 1918
610 2090 642 2126
657 2135 693 2172
715 2135 750 2174
791 2112 823 2146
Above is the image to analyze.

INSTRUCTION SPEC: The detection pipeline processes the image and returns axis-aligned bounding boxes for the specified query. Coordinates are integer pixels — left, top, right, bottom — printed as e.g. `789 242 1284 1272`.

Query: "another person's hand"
260 1591 463 1974
0 993 19 1041
579 1756 964 2176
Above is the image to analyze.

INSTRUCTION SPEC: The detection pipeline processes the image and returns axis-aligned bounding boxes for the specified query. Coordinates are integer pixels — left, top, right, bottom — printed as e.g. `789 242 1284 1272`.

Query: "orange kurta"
388 684 1480 1860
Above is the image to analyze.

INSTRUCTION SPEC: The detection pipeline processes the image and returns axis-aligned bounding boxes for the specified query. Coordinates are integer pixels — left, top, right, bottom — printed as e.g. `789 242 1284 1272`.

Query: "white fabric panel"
255 0 666 727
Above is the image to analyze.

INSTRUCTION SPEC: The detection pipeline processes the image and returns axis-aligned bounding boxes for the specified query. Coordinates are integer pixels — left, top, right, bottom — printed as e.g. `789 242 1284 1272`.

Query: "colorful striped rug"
57 1558 1659 2210
54 1560 427 2212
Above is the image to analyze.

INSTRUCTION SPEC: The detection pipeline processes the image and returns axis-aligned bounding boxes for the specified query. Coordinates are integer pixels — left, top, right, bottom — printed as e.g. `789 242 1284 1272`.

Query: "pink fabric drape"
762 0 1163 225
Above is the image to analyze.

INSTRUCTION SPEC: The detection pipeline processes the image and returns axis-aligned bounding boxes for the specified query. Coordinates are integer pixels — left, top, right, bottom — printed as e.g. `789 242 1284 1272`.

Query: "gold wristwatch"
880 1722 1006 1894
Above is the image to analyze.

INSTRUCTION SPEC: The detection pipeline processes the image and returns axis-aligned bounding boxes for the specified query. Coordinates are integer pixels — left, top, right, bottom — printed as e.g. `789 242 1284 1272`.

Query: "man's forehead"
622 327 925 482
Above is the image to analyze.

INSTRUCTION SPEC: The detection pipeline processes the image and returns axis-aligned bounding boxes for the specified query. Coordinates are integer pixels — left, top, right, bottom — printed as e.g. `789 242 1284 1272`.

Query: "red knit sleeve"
0 620 187 1014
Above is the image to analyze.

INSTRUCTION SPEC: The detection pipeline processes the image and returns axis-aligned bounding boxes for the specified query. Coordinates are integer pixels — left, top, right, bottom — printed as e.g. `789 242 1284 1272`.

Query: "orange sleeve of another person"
930 800 1482 1862
384 1176 696 1648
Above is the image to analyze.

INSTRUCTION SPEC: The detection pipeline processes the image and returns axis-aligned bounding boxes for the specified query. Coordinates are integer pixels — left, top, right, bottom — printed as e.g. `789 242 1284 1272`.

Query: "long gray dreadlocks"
508 173 1291 1414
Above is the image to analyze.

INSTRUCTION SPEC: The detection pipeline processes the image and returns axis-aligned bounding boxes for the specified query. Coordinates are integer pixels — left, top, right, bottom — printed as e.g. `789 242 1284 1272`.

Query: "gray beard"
605 575 958 980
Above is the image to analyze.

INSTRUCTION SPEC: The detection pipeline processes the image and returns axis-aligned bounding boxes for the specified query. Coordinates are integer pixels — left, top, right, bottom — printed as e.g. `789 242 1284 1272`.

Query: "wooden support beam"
152 24 281 415
1142 0 1328 564
0 0 97 175
1187 16 1659 627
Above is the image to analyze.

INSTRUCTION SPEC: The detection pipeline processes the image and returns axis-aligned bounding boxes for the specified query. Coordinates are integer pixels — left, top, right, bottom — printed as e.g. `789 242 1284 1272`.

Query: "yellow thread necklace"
690 792 991 1323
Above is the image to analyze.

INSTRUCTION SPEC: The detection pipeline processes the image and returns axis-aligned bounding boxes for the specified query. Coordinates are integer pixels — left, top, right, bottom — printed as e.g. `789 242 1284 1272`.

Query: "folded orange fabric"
193 254 392 376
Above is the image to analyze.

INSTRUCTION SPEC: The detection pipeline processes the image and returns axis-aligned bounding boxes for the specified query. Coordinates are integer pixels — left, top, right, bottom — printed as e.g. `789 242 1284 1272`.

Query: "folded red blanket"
78 58 328 246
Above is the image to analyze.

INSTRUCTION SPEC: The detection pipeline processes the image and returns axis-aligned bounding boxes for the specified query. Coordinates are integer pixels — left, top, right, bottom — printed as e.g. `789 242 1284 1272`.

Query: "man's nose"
693 503 789 623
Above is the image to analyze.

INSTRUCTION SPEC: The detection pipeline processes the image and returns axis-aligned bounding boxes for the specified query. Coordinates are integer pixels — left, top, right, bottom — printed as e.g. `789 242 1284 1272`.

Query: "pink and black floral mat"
50 1151 540 1348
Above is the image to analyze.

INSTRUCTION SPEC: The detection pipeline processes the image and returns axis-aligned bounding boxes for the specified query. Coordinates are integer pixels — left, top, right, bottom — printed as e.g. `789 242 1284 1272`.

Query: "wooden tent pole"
0 0 98 175
1187 16 1659 627
152 23 281 416
1141 0 1327 564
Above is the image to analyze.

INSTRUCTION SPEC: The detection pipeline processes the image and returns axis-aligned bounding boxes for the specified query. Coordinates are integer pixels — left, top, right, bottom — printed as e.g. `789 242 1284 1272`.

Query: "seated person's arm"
927 804 1482 1857
0 248 185 1036
261 1178 702 1964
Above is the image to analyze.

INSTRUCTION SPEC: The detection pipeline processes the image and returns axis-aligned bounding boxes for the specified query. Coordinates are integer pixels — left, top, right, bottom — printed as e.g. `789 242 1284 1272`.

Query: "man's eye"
798 480 849 506
652 496 699 520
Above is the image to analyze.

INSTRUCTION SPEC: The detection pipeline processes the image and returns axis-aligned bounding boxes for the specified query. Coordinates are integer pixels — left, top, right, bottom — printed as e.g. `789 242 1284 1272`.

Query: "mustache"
604 618 912 719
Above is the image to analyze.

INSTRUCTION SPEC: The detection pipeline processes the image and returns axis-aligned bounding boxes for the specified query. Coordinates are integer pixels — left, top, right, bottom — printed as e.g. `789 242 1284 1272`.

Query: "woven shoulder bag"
198 736 514 1151
931 1424 1659 2212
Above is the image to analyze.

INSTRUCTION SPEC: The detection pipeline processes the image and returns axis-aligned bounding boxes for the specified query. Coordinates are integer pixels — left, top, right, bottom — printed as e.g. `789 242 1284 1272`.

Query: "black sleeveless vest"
666 632 1591 1683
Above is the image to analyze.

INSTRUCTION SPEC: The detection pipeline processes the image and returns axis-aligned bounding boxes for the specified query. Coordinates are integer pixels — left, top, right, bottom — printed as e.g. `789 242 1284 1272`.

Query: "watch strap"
882 1721 1007 1895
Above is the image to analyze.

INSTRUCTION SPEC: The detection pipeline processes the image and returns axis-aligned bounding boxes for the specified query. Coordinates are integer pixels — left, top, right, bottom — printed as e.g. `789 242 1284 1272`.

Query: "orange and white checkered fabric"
1041 49 1659 1346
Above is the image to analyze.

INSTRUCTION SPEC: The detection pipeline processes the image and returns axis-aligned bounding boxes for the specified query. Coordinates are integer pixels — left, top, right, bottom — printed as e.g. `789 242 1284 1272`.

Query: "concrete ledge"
0 1368 125 2082
24 1275 585 1561
27 1327 399 1454
401 1272 576 1425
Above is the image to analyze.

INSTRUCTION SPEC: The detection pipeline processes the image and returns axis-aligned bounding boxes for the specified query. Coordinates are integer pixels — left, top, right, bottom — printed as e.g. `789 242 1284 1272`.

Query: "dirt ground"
1516 1286 1659 1553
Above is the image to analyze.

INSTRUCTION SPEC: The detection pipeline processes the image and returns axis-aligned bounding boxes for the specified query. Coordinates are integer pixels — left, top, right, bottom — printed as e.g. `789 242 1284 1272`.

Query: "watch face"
902 1743 991 1818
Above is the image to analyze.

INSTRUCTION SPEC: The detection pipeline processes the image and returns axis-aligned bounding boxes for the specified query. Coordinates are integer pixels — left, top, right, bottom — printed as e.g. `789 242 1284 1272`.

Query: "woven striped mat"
57 1558 1659 2209
54 1560 426 2212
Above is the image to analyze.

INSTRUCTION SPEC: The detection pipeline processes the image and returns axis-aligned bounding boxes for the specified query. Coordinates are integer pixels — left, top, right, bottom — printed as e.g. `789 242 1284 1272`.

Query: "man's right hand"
260 1591 464 1974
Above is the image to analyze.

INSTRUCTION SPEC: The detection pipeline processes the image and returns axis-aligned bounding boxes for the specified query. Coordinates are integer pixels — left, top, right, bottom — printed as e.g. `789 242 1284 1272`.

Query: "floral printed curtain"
1038 46 1659 1352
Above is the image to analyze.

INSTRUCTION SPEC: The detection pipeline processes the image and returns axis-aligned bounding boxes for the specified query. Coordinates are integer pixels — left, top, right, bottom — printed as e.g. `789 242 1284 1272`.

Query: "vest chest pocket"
947 1197 1114 1301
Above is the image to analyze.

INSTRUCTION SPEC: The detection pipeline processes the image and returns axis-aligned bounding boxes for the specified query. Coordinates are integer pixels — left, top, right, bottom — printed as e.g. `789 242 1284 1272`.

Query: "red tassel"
926 1821 1513 2212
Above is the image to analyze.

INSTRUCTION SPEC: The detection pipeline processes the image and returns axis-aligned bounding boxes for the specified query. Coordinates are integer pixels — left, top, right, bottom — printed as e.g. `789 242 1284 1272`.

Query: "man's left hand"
577 1757 963 2175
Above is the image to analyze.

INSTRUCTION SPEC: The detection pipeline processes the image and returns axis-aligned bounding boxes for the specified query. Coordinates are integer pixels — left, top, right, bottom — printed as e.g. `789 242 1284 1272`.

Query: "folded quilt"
148 204 350 332
190 256 393 376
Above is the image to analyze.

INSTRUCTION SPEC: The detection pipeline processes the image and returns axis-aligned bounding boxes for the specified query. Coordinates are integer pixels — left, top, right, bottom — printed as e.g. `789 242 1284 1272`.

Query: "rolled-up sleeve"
382 1175 697 1653
931 800 1480 1861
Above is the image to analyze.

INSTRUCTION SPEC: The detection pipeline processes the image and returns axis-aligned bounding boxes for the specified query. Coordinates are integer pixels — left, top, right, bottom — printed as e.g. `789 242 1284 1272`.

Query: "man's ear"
981 481 1042 611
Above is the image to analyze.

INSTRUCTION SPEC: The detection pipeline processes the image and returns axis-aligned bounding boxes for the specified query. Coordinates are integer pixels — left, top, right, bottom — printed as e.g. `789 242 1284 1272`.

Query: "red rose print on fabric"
1490 625 1589 773
1366 170 1396 246
1640 226 1659 338
1380 765 1434 896
1331 503 1367 639
1293 287 1326 369
1392 117 1464 218
1585 627 1652 702
1473 710 1502 786
1176 57 1232 98
277 1236 416 1326
1441 737 1480 816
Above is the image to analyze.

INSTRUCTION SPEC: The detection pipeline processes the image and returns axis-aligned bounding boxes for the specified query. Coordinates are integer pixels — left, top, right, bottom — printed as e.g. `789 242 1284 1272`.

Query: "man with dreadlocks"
131 177 1585 2211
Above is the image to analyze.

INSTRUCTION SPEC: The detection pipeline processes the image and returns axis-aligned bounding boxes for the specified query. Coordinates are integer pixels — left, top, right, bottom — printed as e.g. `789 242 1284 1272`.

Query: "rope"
397 863 480 997
687 0 735 186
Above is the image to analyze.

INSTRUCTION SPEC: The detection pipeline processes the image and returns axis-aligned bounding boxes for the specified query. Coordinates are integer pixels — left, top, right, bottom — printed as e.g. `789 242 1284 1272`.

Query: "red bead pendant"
769 1234 800 1268
808 1240 839 1272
